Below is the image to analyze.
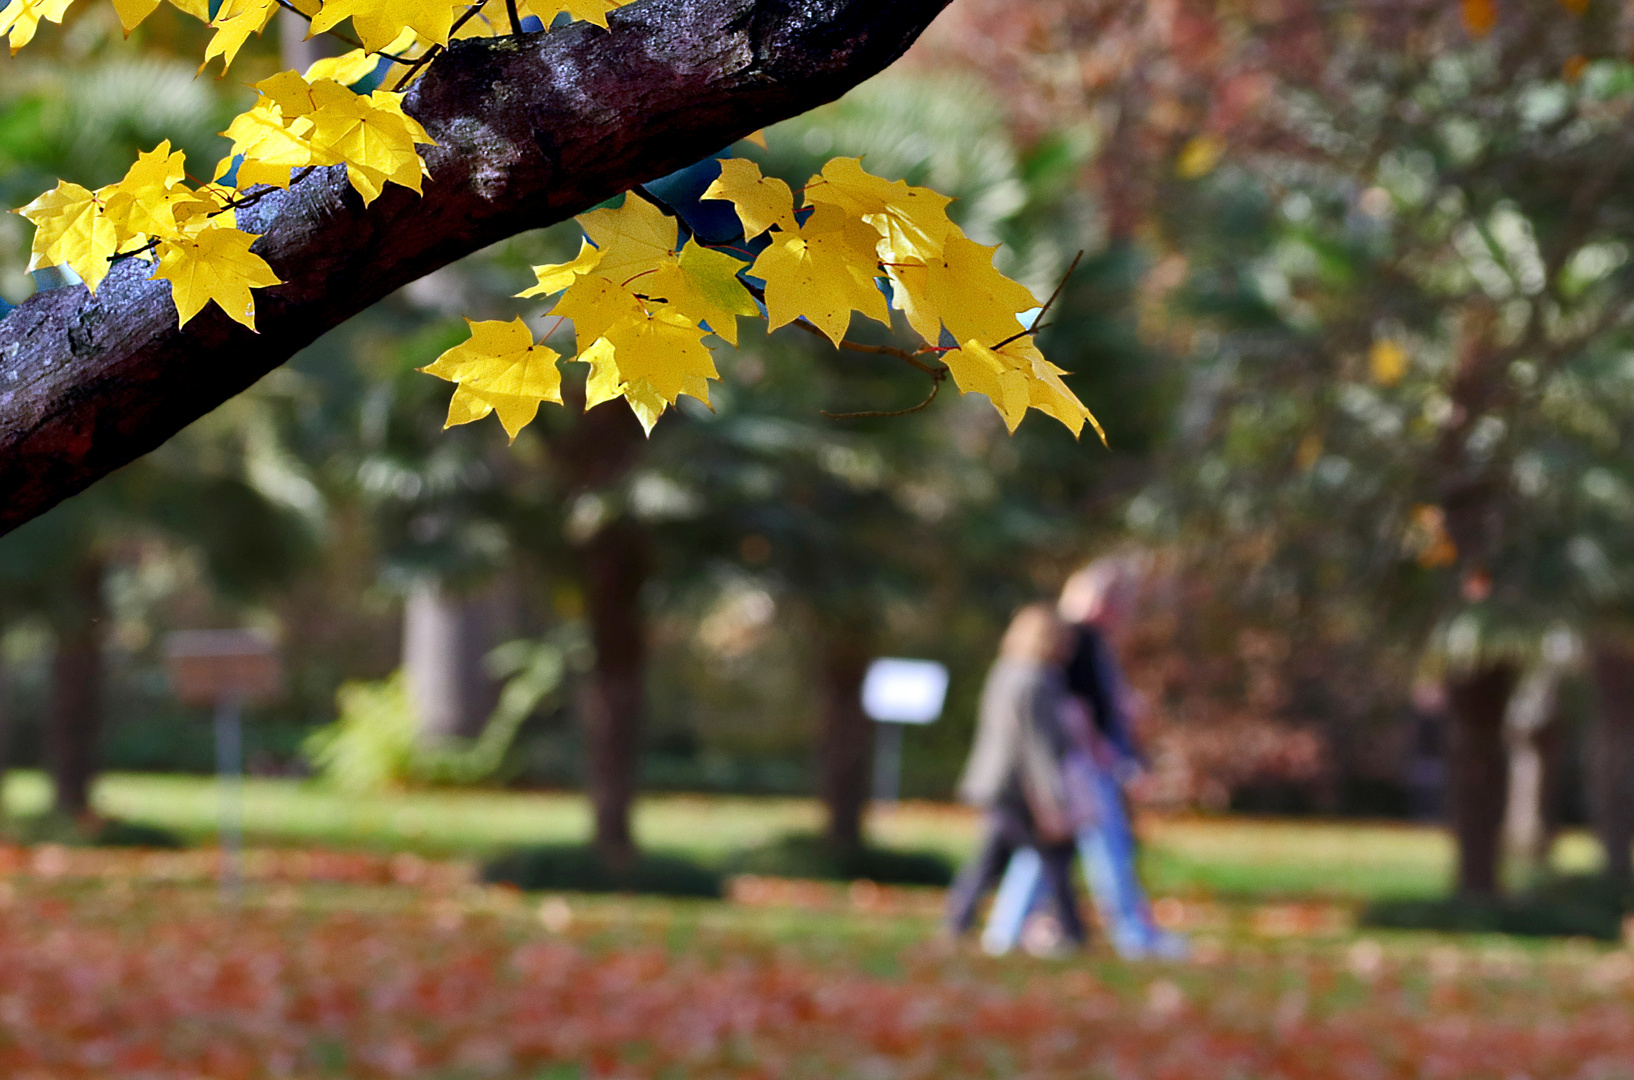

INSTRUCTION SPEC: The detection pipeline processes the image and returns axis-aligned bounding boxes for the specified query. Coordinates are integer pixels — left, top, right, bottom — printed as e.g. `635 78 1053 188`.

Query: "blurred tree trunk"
49 558 105 819
278 7 324 72
578 516 649 866
1445 662 1517 897
550 397 652 867
403 579 507 743
1591 645 1634 887
1503 666 1566 881
814 616 874 852
0 659 10 823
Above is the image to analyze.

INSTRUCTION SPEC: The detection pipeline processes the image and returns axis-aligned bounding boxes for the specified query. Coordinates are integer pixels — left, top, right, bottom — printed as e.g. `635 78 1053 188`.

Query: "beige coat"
956 658 1072 831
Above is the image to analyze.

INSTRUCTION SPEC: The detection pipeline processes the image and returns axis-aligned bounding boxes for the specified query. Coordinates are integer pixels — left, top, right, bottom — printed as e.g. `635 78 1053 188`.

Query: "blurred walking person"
944 603 1087 953
982 559 1187 960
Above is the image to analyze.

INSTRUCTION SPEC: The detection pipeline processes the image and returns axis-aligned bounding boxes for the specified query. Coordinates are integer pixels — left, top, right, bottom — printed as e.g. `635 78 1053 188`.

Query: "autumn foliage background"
10 0 1634 1076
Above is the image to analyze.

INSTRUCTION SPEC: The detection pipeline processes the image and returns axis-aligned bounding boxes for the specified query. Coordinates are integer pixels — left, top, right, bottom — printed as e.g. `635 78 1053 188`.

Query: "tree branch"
0 0 953 536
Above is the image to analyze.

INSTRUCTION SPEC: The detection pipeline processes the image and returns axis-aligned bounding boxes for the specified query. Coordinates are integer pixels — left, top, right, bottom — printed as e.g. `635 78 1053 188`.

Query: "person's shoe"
1143 928 1190 961
1019 914 1084 959
980 928 1015 956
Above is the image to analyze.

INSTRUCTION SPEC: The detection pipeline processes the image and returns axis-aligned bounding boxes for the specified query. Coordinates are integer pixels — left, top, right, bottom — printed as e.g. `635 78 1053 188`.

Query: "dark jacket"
1065 624 1139 765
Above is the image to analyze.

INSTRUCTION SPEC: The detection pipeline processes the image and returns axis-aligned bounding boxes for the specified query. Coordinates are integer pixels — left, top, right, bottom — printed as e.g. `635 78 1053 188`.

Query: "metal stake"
214 694 245 905
872 721 905 806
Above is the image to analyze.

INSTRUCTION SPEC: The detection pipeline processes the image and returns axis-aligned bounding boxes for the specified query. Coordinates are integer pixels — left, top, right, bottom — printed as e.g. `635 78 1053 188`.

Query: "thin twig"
992 249 1082 350
786 317 944 375
273 0 413 62
822 370 946 420
631 185 695 244
391 47 439 90
392 1 490 90
506 0 522 33
107 166 319 265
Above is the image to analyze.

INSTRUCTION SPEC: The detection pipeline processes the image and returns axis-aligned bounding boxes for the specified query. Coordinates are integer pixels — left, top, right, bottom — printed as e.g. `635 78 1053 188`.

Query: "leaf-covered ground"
3 846 1633 1079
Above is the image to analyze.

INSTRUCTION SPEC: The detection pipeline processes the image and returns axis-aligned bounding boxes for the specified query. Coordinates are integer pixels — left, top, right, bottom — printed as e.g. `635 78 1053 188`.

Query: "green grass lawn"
0 769 1608 901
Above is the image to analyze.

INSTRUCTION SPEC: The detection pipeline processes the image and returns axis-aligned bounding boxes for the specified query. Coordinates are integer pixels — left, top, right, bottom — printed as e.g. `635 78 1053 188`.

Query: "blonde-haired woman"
943 603 1088 951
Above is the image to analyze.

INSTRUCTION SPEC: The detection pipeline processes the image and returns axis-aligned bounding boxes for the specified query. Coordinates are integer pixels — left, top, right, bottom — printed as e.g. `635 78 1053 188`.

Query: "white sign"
861 658 949 725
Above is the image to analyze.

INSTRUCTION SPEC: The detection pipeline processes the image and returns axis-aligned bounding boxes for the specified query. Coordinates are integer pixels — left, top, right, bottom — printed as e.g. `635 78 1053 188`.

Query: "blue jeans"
981 766 1183 959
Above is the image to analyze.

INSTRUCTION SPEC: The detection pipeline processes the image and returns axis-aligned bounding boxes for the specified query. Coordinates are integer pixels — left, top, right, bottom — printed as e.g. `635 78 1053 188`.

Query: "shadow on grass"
1361 874 1632 941
482 844 724 898
1 813 187 849
728 832 953 886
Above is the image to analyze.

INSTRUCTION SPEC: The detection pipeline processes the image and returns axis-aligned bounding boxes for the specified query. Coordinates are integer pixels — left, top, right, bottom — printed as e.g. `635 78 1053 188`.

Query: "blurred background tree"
918 0 1634 896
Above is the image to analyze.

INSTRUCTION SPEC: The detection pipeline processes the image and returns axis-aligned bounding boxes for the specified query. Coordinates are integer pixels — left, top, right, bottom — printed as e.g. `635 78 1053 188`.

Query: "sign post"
861 658 949 806
163 630 281 904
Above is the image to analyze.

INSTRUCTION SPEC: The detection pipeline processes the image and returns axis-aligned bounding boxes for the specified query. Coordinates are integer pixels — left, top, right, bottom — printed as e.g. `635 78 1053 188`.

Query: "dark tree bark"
814 616 874 852
1591 645 1634 887
0 0 954 537
48 559 106 819
577 514 651 865
1445 662 1517 897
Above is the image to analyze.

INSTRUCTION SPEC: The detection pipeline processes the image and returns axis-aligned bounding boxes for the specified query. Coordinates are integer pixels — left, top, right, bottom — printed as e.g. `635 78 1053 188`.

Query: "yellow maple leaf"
420 317 563 440
199 0 278 75
0 0 72 54
579 337 624 410
551 274 647 353
254 71 320 118
166 183 236 238
701 158 796 238
310 0 457 52
100 140 190 246
518 239 603 298
16 180 118 293
886 233 1038 347
307 81 432 204
942 337 1102 439
803 157 955 263
647 240 758 346
364 91 433 146
444 383 498 428
518 0 630 29
579 308 717 433
751 202 889 345
151 224 281 330
220 101 323 189
111 0 161 33
304 48 383 87
577 196 679 288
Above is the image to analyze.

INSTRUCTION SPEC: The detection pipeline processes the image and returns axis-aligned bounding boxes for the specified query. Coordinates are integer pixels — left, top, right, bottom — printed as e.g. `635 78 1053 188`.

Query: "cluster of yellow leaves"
0 0 73 53
423 157 1101 440
16 141 278 327
9 0 637 332
36 0 640 72
425 195 754 436
714 156 1101 437
219 69 433 204
9 2 1092 441
15 67 431 328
